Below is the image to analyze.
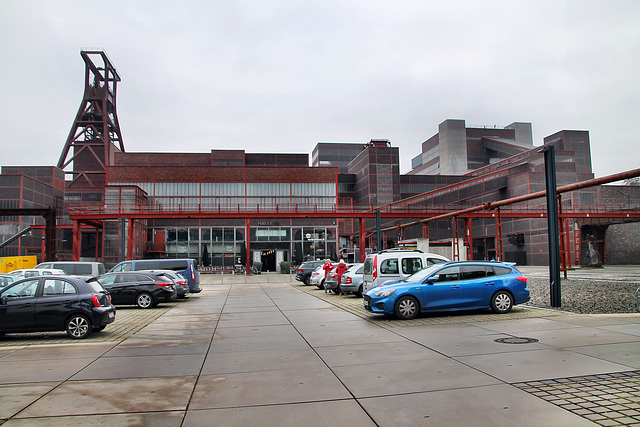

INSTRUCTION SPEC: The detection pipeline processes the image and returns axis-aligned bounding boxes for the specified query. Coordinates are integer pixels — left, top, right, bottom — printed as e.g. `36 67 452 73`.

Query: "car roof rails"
375 248 424 254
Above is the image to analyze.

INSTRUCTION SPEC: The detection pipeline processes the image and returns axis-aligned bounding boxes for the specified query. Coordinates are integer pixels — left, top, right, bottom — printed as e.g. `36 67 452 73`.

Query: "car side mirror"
425 277 437 284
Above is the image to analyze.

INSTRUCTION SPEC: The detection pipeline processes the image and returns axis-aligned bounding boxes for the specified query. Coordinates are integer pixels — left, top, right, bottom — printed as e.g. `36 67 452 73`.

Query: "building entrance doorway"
261 249 277 272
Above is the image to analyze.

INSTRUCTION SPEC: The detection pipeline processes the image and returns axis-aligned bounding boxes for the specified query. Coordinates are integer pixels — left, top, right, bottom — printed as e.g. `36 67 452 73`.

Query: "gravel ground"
526 277 640 314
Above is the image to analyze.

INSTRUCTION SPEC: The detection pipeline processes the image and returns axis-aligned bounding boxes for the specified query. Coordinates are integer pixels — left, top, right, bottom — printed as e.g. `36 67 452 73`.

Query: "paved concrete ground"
0 267 639 426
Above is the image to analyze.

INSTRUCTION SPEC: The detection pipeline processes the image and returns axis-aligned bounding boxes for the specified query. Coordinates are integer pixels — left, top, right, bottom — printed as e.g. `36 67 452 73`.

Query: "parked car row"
299 250 530 321
0 259 201 339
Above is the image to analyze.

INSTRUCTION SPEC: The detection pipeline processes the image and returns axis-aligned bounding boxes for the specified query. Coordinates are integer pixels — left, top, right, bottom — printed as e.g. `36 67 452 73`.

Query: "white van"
363 249 449 292
35 261 105 277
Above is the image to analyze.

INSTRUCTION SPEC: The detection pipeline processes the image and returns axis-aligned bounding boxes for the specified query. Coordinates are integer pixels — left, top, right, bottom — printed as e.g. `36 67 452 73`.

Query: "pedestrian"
322 259 334 293
335 259 348 295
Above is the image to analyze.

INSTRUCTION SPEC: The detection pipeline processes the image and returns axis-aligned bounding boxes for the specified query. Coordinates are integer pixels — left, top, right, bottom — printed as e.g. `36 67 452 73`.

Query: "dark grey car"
295 260 325 285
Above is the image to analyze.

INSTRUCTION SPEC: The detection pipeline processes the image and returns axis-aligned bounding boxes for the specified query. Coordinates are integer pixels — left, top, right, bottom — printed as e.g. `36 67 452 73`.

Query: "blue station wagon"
364 261 530 320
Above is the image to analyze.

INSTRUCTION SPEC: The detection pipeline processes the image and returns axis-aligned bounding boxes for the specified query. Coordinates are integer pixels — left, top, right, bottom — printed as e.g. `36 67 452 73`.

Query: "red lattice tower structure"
58 50 125 189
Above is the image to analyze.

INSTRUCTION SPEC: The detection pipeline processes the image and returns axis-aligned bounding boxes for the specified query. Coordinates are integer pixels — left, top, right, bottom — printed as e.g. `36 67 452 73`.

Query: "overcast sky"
1 0 638 178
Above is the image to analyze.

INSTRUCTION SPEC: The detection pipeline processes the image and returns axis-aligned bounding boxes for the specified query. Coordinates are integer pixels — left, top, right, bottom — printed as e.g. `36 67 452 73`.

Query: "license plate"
364 300 370 309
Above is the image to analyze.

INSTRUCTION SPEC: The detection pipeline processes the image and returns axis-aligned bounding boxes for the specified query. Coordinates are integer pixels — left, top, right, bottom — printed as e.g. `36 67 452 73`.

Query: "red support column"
72 220 81 261
422 224 429 239
246 218 251 274
494 208 504 261
359 217 366 262
452 217 459 261
464 218 473 261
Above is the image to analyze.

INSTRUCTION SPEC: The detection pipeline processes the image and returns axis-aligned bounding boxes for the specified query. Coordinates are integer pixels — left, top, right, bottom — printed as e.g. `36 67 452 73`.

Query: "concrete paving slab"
71 353 205 380
14 376 196 418
599 323 640 337
525 326 640 348
0 382 59 419
208 333 310 354
0 342 116 361
0 357 98 384
212 323 300 339
457 348 633 383
292 318 387 334
151 314 220 324
4 411 185 427
359 384 594 426
105 339 211 357
131 329 215 341
333 357 501 398
393 331 551 357
299 327 406 347
471 316 585 334
183 400 376 427
397 321 509 337
201 347 326 375
545 314 640 327
282 307 364 324
570 342 640 369
217 310 290 328
189 367 351 409
314 340 442 366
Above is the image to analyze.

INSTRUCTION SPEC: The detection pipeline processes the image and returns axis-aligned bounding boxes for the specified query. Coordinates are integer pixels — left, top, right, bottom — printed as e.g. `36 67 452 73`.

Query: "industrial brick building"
1 51 639 270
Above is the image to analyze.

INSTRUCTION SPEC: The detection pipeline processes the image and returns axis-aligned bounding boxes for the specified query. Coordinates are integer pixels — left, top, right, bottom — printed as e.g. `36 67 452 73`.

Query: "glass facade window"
111 181 336 210
146 225 336 269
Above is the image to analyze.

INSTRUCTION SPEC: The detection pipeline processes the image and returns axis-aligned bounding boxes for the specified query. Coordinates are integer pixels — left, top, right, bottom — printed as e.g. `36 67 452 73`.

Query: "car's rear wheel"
317 279 325 290
66 315 92 339
303 275 311 285
355 285 363 298
136 292 154 309
490 291 514 313
394 296 420 320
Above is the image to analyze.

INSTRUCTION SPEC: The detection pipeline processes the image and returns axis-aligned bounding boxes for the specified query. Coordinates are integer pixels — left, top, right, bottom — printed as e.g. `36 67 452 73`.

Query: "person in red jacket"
322 259 334 293
335 259 349 295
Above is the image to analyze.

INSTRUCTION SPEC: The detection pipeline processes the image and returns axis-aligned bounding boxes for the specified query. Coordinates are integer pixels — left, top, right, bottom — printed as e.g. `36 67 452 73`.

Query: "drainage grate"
495 337 539 344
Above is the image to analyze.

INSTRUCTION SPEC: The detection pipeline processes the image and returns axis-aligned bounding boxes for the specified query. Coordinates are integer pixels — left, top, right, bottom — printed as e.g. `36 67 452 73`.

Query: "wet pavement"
0 267 639 426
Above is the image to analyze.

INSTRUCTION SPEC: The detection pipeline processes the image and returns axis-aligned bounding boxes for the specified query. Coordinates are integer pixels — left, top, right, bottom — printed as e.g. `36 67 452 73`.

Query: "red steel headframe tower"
58 50 125 189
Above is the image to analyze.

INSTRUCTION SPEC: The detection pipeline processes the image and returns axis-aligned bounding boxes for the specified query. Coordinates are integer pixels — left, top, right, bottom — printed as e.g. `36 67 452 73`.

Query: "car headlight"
374 288 397 297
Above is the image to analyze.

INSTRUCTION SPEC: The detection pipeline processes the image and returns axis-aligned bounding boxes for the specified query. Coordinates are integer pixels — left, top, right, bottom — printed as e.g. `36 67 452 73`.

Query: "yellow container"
0 256 38 273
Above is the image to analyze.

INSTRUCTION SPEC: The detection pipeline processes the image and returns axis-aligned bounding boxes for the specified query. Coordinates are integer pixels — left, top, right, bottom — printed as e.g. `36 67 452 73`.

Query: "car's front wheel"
394 295 420 320
66 314 92 339
490 291 514 314
136 292 154 309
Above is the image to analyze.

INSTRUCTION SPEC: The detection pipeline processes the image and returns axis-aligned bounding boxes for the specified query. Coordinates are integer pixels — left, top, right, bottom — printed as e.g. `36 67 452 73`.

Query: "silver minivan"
363 249 449 293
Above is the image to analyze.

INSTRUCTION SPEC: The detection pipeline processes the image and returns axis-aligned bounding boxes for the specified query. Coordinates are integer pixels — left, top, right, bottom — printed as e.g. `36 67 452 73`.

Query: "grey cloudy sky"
1 0 638 177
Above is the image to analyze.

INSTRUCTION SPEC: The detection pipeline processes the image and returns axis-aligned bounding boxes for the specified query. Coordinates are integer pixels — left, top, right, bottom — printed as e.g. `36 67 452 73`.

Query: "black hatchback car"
0 275 115 339
91 271 176 308
295 260 325 285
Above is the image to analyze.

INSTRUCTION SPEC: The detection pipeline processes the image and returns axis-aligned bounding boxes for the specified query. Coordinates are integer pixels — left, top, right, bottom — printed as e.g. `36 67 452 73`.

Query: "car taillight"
92 295 101 307
516 276 527 283
177 280 187 285
332 273 337 278
156 282 172 288
346 277 352 284
190 265 195 281
298 269 304 273
107 294 112 304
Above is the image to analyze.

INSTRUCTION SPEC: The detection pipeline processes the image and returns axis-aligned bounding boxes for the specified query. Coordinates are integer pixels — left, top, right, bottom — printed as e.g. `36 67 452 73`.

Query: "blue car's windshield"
404 264 442 283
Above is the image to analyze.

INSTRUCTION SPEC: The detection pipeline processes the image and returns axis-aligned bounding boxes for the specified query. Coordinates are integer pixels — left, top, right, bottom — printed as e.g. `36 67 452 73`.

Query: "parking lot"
0 268 639 426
